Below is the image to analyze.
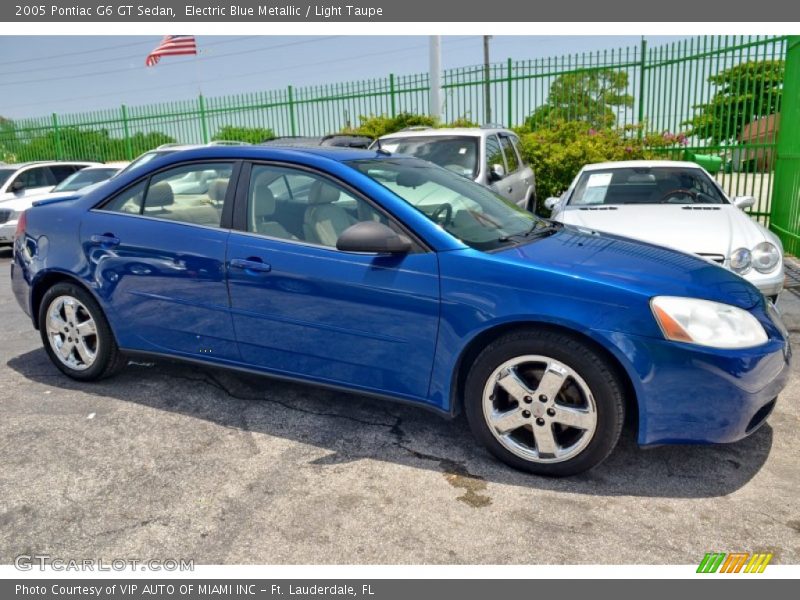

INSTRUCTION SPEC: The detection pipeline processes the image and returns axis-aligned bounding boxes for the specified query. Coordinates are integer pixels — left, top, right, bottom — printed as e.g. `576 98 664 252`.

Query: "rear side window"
499 135 519 173
99 162 233 228
12 167 54 189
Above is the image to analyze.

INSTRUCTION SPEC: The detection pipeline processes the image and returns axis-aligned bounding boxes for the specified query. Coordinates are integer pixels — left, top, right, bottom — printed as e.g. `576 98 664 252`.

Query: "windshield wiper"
498 220 562 243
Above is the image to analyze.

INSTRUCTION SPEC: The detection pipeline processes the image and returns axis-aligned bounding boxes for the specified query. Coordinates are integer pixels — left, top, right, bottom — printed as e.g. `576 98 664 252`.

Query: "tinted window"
499 136 519 172
13 167 53 189
142 163 232 227
0 169 15 188
485 135 504 175
248 164 385 247
49 165 81 183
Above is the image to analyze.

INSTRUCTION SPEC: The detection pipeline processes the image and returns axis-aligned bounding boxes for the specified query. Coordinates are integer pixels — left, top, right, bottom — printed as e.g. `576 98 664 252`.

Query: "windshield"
569 166 728 206
0 169 15 189
350 158 551 251
377 136 480 179
53 167 119 192
118 151 166 176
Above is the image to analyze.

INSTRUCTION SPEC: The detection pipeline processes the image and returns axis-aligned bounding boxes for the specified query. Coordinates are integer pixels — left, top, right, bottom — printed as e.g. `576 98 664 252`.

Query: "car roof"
129 144 388 165
379 127 514 139
582 160 704 170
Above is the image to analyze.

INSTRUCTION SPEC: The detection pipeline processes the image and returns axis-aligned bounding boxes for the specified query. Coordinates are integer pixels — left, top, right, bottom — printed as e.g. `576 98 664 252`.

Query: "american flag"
145 35 198 67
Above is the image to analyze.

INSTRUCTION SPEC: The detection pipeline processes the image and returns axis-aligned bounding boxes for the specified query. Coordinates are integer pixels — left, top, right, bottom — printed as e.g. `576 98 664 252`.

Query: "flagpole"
194 45 209 144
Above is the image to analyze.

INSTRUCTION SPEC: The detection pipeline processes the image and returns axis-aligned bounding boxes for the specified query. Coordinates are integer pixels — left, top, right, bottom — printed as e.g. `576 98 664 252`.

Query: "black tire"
38 282 127 381
464 329 625 477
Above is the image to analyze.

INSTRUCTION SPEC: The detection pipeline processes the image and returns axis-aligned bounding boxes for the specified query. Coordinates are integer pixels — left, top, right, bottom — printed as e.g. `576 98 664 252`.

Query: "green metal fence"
0 35 790 230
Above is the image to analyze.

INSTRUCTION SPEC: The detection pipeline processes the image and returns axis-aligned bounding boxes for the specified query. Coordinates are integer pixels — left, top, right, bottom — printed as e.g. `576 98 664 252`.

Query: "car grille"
0 209 11 224
682 206 721 211
697 253 725 265
577 206 618 211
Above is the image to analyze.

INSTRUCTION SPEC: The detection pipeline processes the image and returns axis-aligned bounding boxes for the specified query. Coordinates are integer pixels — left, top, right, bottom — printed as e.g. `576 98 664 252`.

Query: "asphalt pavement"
1 246 798 564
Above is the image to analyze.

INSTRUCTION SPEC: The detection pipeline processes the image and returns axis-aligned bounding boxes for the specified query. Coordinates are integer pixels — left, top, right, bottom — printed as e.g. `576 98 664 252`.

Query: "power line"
0 38 154 66
4 36 343 86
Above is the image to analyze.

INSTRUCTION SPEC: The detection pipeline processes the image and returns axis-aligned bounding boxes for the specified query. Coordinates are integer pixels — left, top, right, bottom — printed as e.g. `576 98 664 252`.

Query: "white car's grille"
0 209 11 224
682 206 721 211
577 206 618 211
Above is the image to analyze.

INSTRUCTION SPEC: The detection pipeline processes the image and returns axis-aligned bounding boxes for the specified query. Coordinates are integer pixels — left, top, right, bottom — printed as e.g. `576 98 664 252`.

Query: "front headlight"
729 247 751 274
752 242 780 273
651 296 768 349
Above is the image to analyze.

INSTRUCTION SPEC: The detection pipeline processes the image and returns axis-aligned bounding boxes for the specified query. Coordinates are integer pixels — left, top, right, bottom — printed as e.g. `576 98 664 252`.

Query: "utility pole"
483 35 492 124
429 36 443 121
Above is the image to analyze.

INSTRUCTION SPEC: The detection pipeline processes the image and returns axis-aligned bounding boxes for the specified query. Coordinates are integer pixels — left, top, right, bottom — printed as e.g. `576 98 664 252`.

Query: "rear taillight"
15 210 27 239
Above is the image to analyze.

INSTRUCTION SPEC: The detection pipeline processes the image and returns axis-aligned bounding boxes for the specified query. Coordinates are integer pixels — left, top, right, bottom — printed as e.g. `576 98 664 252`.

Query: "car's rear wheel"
39 282 127 381
464 330 625 476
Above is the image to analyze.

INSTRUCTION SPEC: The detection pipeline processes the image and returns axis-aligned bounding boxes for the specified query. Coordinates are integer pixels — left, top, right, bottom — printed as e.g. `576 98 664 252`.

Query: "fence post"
287 85 297 136
638 37 647 138
389 73 397 118
770 35 800 254
121 105 133 160
507 58 513 128
51 113 63 159
198 94 210 143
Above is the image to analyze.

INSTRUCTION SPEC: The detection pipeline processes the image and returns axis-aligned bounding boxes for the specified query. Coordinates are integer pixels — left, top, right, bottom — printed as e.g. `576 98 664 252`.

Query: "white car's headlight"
651 296 768 349
729 247 751 274
752 242 780 273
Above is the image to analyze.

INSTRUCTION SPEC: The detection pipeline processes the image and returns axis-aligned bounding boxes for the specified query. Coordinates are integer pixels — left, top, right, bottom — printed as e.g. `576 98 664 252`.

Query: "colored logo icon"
697 552 773 573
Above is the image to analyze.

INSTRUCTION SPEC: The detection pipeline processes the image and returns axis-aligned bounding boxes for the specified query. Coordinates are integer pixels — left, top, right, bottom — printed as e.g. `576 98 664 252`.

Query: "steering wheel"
658 188 699 204
431 203 453 226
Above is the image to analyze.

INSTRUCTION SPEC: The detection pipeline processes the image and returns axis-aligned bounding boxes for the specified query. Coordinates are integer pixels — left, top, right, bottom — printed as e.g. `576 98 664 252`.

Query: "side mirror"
336 221 412 254
10 180 24 193
733 195 756 209
544 197 561 210
489 164 505 181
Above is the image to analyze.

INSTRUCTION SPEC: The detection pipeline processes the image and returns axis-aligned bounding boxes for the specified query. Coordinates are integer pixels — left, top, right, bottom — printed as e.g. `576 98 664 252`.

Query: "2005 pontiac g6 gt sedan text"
10 146 791 476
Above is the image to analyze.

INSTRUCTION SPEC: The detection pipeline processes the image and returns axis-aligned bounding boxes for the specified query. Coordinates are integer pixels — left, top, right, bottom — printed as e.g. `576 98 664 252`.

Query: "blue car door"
225 162 440 401
79 161 240 360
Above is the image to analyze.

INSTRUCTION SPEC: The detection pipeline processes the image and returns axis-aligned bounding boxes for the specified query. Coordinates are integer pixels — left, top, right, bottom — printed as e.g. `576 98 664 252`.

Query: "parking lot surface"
1 247 799 565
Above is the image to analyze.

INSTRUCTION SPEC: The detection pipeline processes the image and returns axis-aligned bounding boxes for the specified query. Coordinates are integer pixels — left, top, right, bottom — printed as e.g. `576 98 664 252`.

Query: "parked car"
0 160 101 203
11 146 790 476
262 134 374 149
0 164 124 246
545 161 784 301
374 126 536 210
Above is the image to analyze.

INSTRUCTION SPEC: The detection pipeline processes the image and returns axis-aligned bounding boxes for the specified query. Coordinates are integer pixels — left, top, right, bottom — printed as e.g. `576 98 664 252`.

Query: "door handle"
230 258 272 273
507 187 513 193
90 233 120 246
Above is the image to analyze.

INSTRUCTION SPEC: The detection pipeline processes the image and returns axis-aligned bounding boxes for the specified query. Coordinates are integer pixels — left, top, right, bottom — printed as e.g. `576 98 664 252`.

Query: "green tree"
525 70 634 130
683 60 784 143
212 125 275 144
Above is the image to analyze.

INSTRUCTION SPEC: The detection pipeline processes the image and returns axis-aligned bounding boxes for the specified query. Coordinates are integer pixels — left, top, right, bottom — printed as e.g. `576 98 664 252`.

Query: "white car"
0 160 100 203
0 164 122 247
546 160 784 300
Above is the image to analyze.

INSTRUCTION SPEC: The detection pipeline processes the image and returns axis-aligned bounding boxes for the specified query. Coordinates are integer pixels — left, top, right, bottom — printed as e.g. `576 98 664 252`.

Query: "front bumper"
597 327 791 446
744 267 784 297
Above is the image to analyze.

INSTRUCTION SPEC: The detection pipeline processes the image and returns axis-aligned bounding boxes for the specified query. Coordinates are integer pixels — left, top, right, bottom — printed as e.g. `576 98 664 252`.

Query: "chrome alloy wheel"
482 355 598 463
45 295 98 371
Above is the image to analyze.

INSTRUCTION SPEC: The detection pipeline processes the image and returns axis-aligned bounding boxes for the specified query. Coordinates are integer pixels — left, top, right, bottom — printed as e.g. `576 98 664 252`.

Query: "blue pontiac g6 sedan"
11 146 791 476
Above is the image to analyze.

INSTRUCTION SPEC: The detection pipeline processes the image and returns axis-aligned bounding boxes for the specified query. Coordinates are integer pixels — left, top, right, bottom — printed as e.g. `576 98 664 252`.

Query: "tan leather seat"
253 183 294 240
303 180 357 246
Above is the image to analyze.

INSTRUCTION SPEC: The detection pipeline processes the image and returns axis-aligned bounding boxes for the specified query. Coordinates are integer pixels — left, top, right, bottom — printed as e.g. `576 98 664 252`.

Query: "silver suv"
375 126 536 210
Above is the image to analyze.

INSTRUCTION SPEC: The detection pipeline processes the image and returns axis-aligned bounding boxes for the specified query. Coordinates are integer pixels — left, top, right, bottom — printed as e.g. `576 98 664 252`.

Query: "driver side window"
247 165 387 248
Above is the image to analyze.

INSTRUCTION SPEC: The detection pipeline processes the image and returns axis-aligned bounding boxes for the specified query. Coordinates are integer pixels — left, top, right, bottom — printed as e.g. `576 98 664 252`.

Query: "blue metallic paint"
11 145 791 448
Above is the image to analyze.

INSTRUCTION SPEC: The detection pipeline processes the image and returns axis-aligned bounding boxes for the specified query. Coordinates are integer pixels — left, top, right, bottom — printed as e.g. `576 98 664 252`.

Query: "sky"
0 35 689 120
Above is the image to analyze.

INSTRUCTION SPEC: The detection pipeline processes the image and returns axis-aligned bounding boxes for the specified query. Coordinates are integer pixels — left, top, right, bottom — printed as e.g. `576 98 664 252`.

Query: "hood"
557 204 769 259
494 225 762 309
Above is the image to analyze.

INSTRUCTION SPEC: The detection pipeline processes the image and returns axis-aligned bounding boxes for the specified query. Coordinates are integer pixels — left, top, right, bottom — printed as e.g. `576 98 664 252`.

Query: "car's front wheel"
39 282 127 381
464 329 625 476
